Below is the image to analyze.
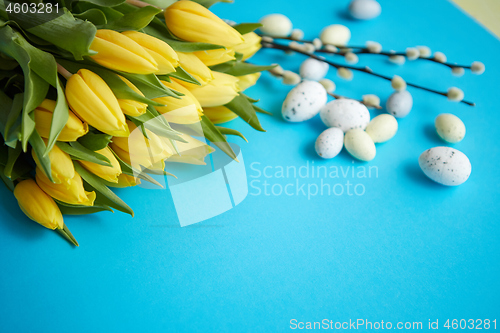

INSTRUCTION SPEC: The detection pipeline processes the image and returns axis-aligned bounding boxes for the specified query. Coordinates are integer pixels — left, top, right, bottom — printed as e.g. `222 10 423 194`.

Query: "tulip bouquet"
0 0 273 245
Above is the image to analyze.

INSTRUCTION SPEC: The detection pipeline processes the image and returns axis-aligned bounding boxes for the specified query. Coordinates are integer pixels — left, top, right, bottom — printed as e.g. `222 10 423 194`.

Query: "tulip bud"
121 31 179 75
78 146 122 183
117 76 147 117
90 29 158 74
165 1 244 48
108 174 141 188
66 69 129 137
14 179 63 230
110 120 172 171
202 105 238 124
194 48 236 66
34 99 88 142
177 52 214 86
154 79 203 124
233 32 262 61
237 72 261 91
165 134 215 165
36 168 96 206
32 139 75 185
180 71 239 107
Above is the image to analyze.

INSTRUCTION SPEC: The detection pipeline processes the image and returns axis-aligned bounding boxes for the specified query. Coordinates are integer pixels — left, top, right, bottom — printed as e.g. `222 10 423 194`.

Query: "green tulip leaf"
74 162 134 216
73 1 124 21
200 116 236 160
57 141 112 167
252 103 273 116
103 5 161 31
224 94 265 132
77 131 112 151
56 200 114 215
3 144 21 179
191 0 233 8
163 66 201 86
78 0 126 7
110 149 163 187
215 126 248 142
29 130 54 182
232 23 262 35
4 93 23 146
129 106 186 142
211 61 276 76
74 8 108 25
122 72 180 100
0 165 15 191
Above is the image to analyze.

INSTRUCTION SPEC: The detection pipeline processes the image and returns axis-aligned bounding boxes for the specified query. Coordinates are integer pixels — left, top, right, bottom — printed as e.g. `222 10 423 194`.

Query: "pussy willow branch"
261 41 475 106
262 35 472 70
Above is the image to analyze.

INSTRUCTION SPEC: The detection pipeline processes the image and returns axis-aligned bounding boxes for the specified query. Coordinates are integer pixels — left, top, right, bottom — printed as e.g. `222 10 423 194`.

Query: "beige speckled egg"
344 129 376 161
435 113 466 143
365 114 398 143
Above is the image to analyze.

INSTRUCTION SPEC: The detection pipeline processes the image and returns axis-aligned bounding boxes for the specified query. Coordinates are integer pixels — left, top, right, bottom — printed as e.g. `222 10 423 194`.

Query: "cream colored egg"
365 114 398 143
344 129 376 161
259 14 293 37
320 24 351 46
435 113 466 143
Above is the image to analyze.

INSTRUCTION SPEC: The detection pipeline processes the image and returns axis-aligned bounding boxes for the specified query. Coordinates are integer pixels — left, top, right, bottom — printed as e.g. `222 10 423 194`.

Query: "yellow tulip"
177 52 213 85
194 48 236 66
165 1 244 48
110 120 172 170
108 174 141 188
34 99 88 142
66 69 129 137
14 179 63 230
237 72 261 91
165 133 215 165
203 105 238 124
233 32 262 61
90 29 158 74
117 76 147 117
154 80 202 124
122 31 179 75
32 139 75 185
180 71 239 107
36 168 96 206
78 146 122 183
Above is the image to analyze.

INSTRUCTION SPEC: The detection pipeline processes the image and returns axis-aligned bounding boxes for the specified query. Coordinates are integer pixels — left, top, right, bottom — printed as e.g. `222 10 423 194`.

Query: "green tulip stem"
56 63 73 80
56 223 79 247
126 0 162 10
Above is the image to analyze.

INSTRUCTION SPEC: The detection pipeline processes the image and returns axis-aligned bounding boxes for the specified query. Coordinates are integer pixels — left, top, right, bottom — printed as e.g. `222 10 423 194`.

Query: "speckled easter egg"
344 129 376 161
259 14 293 37
282 81 327 122
418 147 471 186
435 113 466 143
299 58 329 81
365 114 398 143
386 90 413 118
315 127 344 159
348 0 381 20
319 99 370 132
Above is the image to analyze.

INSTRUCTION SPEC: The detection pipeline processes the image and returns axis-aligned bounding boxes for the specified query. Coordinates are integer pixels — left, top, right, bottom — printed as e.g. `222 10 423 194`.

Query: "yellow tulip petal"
36 168 96 206
177 52 214 85
194 48 236 66
203 105 238 124
79 146 122 183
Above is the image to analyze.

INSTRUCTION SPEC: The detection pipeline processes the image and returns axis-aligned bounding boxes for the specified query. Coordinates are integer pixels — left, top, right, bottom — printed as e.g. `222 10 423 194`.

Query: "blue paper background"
1 0 499 331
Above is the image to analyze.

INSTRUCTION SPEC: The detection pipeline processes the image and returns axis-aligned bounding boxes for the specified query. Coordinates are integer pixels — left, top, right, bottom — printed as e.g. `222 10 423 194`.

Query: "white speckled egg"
419 147 471 186
299 58 329 81
435 113 466 143
344 129 376 161
320 99 370 132
259 14 292 37
365 114 398 143
386 90 413 118
282 80 327 122
315 127 344 159
320 24 351 46
349 0 381 20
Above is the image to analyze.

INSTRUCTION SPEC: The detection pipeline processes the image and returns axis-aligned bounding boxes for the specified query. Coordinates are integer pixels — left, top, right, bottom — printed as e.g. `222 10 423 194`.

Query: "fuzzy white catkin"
312 38 322 50
434 51 447 63
324 44 338 53
451 67 465 77
261 36 274 44
471 61 485 75
269 64 284 76
303 43 316 53
337 67 353 80
366 41 382 53
288 41 302 52
290 29 304 41
389 55 406 65
344 52 359 64
391 75 406 91
406 47 420 60
259 14 293 37
223 19 236 26
362 94 381 108
319 79 336 93
416 46 431 58
282 71 302 85
447 87 464 102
